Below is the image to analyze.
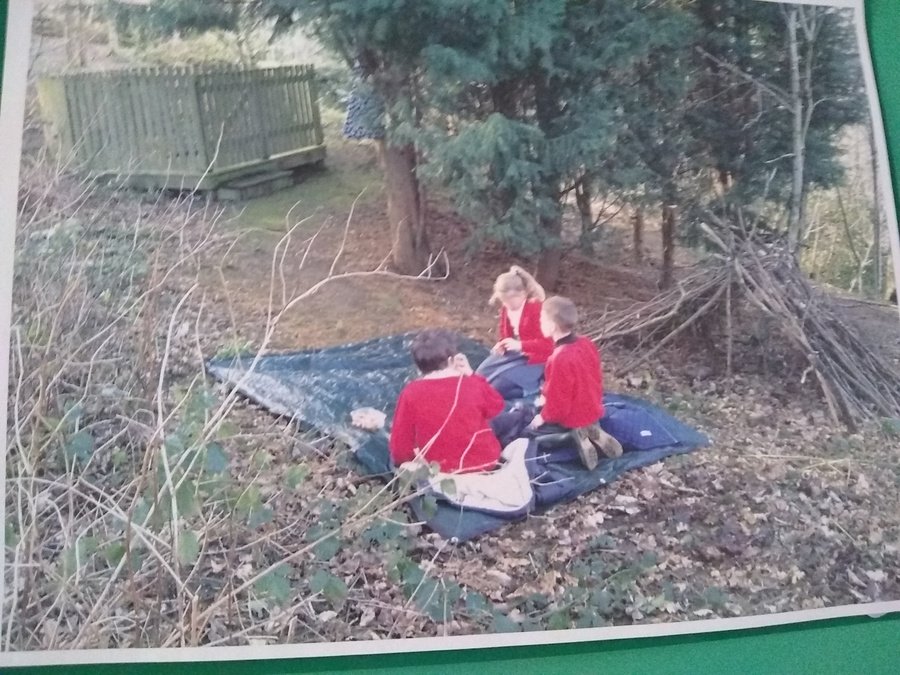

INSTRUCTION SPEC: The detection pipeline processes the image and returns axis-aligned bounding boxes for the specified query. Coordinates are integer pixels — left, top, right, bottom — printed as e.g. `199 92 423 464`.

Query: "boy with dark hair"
528 296 622 470
390 329 505 474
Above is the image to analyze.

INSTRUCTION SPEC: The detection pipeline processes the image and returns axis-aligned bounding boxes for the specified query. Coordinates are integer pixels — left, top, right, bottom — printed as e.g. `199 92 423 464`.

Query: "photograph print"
2 0 900 659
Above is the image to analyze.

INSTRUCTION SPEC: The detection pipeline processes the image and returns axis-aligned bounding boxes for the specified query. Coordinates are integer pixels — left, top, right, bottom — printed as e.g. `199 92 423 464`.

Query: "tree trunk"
809 218 822 278
854 241 875 294
575 173 594 235
109 14 121 52
717 168 732 193
836 188 863 293
531 74 565 292
491 79 518 118
536 210 563 291
660 204 677 289
633 206 644 264
797 9 819 240
490 79 518 219
378 140 430 275
537 245 563 292
868 120 884 297
786 8 805 254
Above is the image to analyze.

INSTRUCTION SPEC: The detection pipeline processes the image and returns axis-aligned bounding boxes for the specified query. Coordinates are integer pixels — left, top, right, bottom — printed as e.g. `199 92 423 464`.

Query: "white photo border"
0 0 36 659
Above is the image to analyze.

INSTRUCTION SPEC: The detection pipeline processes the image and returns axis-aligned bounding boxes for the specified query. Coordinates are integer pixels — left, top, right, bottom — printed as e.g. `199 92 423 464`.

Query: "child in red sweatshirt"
475 266 554 399
528 296 623 469
390 329 505 474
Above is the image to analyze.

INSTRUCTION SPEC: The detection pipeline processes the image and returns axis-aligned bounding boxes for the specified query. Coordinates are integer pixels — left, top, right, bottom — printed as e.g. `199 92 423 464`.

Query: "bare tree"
785 6 805 252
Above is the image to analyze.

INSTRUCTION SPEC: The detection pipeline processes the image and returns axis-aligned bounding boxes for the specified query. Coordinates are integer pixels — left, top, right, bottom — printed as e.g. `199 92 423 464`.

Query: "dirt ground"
10 101 900 648
172 124 900 640
200 118 682 353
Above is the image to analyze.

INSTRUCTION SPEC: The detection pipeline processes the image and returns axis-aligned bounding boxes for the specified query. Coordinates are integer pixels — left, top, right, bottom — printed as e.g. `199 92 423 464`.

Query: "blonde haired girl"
475 266 554 400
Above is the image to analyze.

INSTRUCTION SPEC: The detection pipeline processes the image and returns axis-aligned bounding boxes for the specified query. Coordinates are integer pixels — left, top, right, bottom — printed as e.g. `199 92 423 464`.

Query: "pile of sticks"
583 213 900 430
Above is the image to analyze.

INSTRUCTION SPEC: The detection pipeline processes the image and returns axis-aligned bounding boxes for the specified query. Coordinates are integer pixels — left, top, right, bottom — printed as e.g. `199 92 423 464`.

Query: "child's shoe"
574 427 600 470
586 424 623 458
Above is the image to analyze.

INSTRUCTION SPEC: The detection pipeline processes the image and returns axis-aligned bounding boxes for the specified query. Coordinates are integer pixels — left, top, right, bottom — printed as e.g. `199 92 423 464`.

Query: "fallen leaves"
865 569 887 583
16 286 900 649
610 494 642 516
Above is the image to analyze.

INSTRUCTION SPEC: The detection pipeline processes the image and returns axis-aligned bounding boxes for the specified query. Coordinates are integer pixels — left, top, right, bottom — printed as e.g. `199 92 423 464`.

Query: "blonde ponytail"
510 265 546 301
489 265 546 306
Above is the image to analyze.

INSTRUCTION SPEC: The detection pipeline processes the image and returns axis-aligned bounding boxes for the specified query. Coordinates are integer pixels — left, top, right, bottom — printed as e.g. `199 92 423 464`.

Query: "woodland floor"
8 108 900 649
6 15 899 651
153 115 900 642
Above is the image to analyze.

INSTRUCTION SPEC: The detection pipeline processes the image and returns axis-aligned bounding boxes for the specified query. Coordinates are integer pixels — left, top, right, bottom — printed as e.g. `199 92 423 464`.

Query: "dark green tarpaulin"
207 333 708 541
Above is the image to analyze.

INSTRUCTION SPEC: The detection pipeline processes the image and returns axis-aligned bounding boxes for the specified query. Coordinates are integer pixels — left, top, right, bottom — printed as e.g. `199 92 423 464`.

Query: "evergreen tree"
106 0 241 42
263 0 486 275
117 1 867 285
420 0 695 288
688 1 866 248
608 5 700 287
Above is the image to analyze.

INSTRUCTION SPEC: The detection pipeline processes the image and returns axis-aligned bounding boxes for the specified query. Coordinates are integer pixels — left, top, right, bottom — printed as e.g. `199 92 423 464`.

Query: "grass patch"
226 106 384 233
229 166 382 232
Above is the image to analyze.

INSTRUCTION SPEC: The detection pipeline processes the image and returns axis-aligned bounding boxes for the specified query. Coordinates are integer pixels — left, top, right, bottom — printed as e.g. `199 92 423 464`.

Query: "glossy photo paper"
2 0 899 667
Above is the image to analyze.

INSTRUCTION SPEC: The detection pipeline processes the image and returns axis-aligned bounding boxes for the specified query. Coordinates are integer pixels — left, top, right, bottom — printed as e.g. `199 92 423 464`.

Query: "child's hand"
528 413 544 429
533 395 545 408
498 338 522 352
490 341 506 355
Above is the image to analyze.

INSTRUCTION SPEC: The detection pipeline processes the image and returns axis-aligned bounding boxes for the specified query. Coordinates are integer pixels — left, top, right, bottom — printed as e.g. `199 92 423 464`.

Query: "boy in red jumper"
528 296 623 469
390 329 505 474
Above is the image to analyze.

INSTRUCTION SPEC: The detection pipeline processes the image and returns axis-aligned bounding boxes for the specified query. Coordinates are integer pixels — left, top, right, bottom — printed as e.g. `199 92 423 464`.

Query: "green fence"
36 64 326 190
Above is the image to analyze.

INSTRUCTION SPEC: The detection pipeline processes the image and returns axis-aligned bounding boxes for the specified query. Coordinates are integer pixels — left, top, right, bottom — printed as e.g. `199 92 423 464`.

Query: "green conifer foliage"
149 1 868 283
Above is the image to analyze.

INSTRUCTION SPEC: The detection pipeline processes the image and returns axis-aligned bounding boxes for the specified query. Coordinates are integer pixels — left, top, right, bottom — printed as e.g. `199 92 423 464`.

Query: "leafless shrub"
4 153 452 651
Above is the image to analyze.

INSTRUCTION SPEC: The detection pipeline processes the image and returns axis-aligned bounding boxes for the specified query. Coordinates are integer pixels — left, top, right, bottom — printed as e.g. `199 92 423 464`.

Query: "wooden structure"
36 64 326 195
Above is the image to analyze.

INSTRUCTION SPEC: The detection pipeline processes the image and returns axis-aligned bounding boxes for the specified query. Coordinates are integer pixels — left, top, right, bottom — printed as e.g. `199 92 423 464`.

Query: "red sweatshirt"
540 334 605 429
390 374 504 473
499 299 555 364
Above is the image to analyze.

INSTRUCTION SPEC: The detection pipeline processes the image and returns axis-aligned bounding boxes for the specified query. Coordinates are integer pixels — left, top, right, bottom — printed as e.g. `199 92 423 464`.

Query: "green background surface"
1 0 899 672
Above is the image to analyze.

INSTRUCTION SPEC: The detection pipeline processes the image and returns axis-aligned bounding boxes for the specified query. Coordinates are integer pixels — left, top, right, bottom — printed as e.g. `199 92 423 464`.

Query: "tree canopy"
126 0 869 286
